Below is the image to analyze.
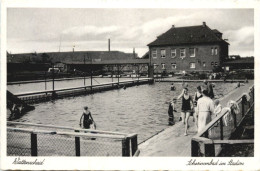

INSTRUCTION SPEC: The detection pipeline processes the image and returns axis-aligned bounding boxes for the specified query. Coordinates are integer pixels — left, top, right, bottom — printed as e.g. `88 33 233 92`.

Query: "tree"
212 66 224 72
41 53 52 63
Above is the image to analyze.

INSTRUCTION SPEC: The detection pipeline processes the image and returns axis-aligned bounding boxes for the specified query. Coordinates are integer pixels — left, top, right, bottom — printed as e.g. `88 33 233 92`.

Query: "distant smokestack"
133 48 135 58
108 39 110 52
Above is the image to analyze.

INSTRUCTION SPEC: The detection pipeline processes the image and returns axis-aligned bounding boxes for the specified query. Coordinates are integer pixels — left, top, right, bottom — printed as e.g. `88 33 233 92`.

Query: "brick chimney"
203 22 206 27
172 25 175 28
108 39 110 52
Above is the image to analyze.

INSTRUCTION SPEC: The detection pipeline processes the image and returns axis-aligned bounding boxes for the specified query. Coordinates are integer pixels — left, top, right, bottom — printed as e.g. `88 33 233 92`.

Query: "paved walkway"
138 80 254 156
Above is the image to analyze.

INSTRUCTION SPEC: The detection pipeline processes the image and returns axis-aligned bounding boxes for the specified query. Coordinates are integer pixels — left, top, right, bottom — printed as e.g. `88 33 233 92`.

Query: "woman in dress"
177 88 194 136
196 90 215 133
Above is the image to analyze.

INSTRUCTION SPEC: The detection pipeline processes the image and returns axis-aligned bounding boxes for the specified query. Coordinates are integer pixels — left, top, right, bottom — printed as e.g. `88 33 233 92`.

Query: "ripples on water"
13 82 237 143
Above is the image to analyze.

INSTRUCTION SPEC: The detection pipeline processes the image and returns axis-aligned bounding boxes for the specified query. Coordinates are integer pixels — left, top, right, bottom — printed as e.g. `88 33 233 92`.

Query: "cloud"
225 26 254 56
60 25 121 42
62 25 119 37
7 9 254 56
227 26 254 45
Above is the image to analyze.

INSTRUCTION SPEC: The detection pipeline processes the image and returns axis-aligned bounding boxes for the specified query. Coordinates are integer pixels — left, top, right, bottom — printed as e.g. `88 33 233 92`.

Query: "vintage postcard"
1 0 260 170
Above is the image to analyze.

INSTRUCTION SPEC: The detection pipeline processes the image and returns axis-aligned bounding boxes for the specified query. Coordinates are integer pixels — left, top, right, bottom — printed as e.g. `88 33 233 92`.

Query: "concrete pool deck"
138 80 254 156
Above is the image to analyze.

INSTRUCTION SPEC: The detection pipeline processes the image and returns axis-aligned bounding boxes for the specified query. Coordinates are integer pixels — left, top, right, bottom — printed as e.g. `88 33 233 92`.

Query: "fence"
14 78 153 104
7 122 138 157
191 86 254 157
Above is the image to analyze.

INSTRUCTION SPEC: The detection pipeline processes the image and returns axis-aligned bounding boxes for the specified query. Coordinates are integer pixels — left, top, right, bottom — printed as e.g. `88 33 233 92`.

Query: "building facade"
148 22 229 73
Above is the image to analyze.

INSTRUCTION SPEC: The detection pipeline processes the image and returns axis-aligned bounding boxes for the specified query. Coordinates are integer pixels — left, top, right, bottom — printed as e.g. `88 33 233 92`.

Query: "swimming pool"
12 82 237 143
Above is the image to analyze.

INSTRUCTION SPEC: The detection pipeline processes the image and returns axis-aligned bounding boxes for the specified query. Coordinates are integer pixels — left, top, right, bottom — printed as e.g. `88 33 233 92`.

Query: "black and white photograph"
1 1 259 170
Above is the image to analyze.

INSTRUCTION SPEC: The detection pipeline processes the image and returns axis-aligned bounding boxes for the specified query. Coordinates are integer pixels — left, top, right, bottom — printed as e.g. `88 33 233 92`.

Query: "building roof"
64 59 149 65
141 51 149 59
223 58 254 65
8 51 138 63
148 23 229 46
212 29 222 34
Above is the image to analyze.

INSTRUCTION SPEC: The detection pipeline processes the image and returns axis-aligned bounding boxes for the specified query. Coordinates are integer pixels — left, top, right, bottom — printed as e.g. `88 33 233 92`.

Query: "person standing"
203 80 214 99
79 106 96 129
177 88 194 136
193 86 203 128
196 90 215 133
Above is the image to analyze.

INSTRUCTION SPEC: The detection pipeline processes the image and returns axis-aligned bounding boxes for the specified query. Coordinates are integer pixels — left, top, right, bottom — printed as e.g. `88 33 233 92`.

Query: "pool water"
13 82 237 143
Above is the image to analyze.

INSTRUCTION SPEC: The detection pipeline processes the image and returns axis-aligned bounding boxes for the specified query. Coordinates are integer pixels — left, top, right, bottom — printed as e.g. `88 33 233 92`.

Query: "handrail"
196 85 254 137
7 121 128 135
196 108 229 137
7 127 126 139
14 78 152 97
8 76 151 85
211 139 254 144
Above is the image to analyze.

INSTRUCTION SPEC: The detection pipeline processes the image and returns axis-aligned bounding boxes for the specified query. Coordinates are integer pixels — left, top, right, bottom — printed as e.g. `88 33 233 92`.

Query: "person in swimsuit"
79 106 96 129
203 80 215 99
177 88 194 136
193 86 203 129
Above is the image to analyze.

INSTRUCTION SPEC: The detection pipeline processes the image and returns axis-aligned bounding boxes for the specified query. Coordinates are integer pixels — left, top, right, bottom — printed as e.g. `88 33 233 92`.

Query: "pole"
52 63 55 91
137 64 139 82
112 66 113 85
44 71 47 90
31 133 38 156
117 64 120 85
75 130 80 156
122 137 130 156
90 55 93 91
51 63 57 99
84 55 86 86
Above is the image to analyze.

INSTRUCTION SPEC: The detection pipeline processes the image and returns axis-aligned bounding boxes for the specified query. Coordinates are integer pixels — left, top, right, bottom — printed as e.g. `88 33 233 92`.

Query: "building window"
190 62 195 69
152 50 157 58
153 63 158 69
203 62 206 67
211 62 214 66
161 63 165 69
189 48 195 57
215 62 218 66
171 63 176 69
215 48 218 55
171 49 176 58
161 49 166 58
180 48 186 58
211 48 214 55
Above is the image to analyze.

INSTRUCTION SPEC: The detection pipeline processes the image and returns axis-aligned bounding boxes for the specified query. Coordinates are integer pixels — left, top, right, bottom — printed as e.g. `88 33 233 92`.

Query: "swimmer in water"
79 106 96 129
171 83 176 91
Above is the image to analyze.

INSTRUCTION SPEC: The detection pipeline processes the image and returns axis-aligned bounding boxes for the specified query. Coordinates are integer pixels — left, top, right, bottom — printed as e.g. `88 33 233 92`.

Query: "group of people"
168 80 218 136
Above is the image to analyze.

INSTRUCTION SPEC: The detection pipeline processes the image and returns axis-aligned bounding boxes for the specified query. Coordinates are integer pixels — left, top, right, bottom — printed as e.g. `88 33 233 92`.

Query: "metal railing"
13 78 153 104
191 86 254 157
7 122 138 157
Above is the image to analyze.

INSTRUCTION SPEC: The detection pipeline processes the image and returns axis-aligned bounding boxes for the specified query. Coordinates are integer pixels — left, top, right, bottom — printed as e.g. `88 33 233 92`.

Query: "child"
168 98 177 125
170 83 176 91
213 99 222 127
214 99 222 117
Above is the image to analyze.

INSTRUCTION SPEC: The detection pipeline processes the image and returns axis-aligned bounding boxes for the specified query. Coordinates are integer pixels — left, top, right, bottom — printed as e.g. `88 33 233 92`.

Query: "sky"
7 8 254 57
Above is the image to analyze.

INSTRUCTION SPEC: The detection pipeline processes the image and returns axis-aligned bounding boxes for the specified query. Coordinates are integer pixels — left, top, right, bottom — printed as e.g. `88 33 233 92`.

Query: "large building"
148 22 229 73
